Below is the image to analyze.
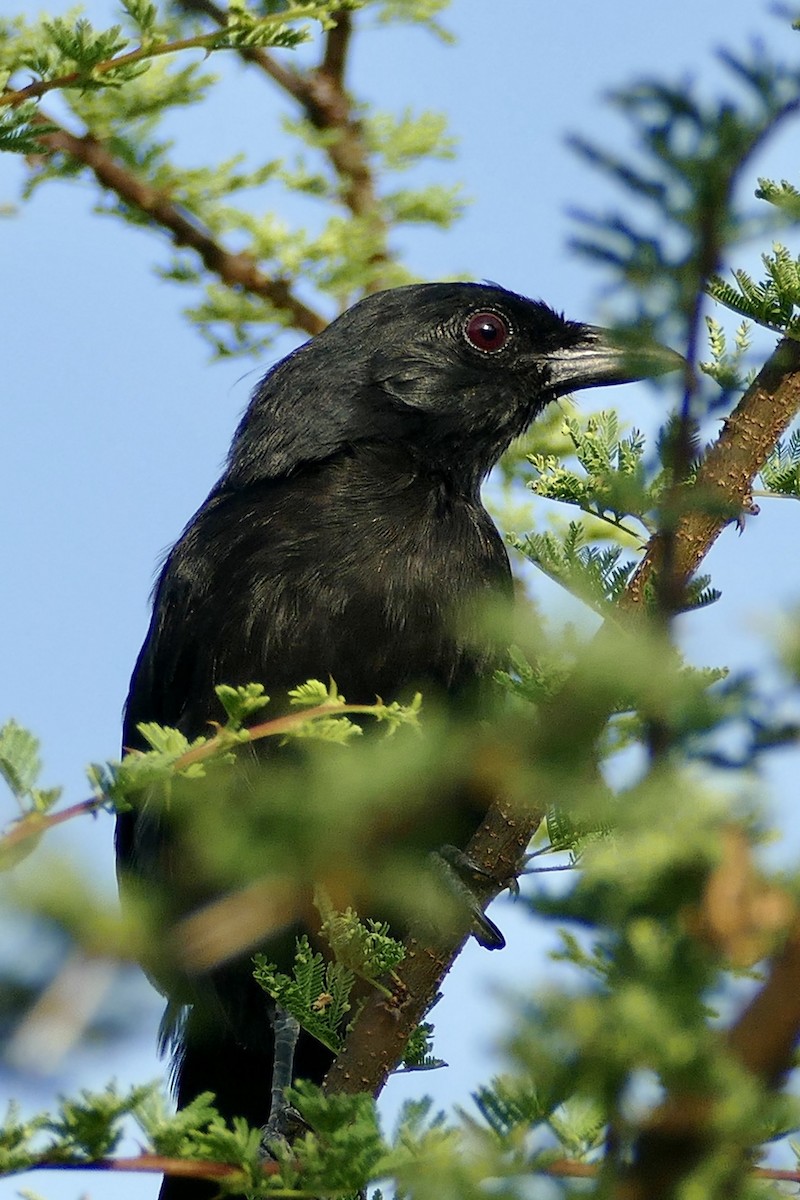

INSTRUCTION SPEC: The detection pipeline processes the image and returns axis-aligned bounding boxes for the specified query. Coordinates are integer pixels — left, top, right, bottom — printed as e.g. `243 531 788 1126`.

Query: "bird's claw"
260 1100 308 1158
432 844 506 951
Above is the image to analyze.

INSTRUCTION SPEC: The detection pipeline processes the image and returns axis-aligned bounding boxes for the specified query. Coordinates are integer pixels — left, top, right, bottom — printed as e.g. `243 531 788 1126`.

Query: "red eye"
463 310 511 354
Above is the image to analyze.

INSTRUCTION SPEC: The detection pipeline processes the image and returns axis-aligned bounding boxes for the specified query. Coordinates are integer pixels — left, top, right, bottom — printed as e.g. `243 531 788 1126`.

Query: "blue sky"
2 2 800 1196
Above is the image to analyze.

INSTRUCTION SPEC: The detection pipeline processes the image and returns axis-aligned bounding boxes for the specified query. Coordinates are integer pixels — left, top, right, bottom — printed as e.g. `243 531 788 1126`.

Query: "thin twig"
0 698 402 861
544 1160 800 1185
27 110 326 336
19 1147 800 1186
0 6 332 109
179 1 384 241
25 1151 280 1183
0 796 105 858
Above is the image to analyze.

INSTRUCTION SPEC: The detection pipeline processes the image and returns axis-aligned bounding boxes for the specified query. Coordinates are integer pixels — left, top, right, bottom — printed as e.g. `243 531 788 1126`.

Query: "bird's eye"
463 310 511 354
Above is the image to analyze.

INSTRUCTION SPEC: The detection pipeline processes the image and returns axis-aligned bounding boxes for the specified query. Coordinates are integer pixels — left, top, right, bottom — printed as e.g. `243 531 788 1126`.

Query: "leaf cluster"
510 522 637 616
275 1082 387 1197
317 894 406 981
699 314 754 393
0 721 61 820
1 0 465 358
760 428 800 498
254 898 406 1054
707 243 800 339
82 679 420 813
254 935 356 1054
1 1084 152 1172
527 409 652 536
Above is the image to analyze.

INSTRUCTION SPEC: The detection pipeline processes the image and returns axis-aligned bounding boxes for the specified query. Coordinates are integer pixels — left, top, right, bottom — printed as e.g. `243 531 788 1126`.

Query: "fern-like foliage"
757 176 800 220
317 890 406 982
698 315 754 393
0 103 55 153
253 935 355 1054
0 720 61 816
545 805 613 858
472 1077 552 1139
400 1022 443 1071
706 243 800 337
494 643 574 708
759 428 800 497
509 521 636 615
85 679 421 810
473 1076 606 1161
254 902 405 1053
527 410 653 536
550 929 615 983
276 1082 387 1198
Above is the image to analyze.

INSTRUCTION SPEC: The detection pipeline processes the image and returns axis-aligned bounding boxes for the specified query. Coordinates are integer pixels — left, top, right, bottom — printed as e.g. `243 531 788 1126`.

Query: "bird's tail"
158 1018 274 1200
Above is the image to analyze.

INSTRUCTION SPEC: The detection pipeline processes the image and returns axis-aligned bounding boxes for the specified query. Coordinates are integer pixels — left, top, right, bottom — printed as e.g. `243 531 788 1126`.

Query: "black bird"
116 282 678 1198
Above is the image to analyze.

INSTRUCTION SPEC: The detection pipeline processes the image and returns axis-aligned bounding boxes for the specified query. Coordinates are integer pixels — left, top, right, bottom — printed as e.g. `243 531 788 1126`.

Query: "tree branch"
544 1160 800 1185
28 111 326 337
625 336 800 607
0 6 336 109
16 1149 800 1187
326 334 800 1097
321 7 351 83
179 3 384 243
24 1151 280 1185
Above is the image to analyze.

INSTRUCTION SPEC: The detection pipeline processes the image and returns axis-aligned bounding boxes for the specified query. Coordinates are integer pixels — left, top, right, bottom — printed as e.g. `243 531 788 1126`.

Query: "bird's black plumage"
117 282 676 1198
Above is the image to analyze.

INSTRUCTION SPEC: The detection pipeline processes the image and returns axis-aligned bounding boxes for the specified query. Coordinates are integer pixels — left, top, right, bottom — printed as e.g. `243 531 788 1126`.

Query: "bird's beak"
542 325 685 395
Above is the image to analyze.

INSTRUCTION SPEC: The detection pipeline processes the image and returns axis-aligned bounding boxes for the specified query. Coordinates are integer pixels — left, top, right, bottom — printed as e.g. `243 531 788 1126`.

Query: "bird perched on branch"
116 281 679 1198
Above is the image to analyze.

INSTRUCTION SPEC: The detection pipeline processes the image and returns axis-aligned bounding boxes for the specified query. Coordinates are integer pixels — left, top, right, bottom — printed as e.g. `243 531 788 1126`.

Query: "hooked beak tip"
544 325 685 395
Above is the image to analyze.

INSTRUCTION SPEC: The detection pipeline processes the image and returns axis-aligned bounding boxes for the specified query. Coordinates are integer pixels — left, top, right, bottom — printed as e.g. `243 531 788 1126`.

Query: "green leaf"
0 720 42 803
0 104 57 154
288 678 345 708
760 428 800 497
253 935 355 1054
510 521 636 614
317 891 405 981
214 682 270 728
401 1022 444 1070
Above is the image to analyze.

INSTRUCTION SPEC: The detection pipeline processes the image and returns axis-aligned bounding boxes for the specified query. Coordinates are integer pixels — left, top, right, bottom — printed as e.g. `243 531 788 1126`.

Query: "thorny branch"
3 6 389 332
325 338 800 1118
627 337 800 605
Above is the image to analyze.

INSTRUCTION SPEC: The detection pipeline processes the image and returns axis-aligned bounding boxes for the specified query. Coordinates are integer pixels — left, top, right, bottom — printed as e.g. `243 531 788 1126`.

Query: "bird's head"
225 282 682 489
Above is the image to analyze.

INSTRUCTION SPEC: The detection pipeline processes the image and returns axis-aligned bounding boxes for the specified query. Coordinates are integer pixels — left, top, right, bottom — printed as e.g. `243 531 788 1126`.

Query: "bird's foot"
432 844 506 950
260 1005 305 1157
260 1097 308 1158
